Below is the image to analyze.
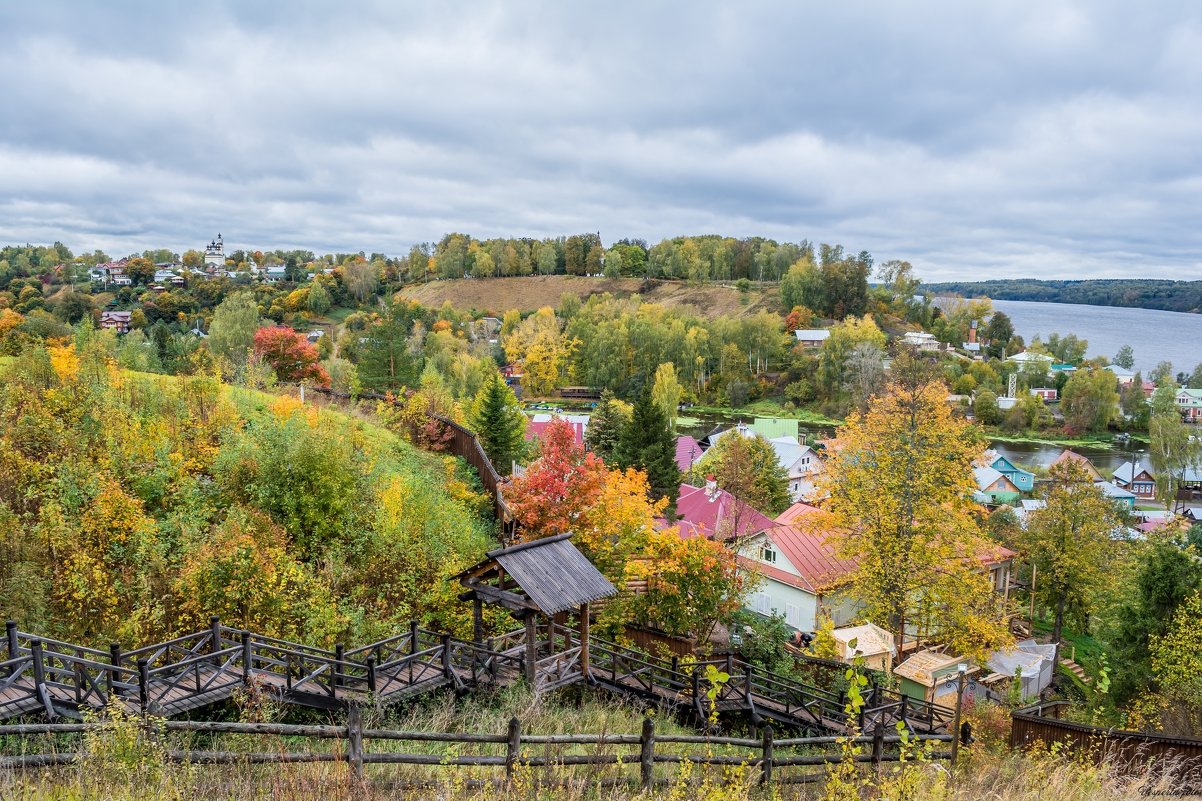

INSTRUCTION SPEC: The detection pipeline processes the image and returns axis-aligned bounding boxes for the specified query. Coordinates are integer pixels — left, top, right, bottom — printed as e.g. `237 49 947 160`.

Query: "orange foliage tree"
252 326 330 386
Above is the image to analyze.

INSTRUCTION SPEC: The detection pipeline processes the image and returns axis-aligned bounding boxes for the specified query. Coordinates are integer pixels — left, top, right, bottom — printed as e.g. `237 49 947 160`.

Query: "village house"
99 311 132 334
672 479 776 542
1175 388 1202 422
770 436 825 502
986 450 1035 492
1106 365 1137 386
1095 480 1137 510
1030 387 1058 402
793 329 831 348
1112 461 1156 499
900 331 940 352
736 502 859 632
1050 449 1103 481
973 466 1022 506
525 413 589 447
674 435 702 474
1007 351 1054 368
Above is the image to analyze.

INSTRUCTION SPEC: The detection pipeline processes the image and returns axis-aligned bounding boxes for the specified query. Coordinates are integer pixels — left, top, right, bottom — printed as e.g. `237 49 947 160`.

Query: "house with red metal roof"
737 502 860 632
670 480 775 542
525 413 588 447
674 435 702 474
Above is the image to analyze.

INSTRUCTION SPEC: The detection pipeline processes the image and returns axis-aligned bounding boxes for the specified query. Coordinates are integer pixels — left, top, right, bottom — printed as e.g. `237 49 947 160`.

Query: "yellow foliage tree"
817 377 1008 661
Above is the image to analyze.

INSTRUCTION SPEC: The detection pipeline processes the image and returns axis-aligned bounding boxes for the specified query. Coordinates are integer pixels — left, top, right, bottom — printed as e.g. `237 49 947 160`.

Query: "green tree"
1060 368 1119 433
984 312 1014 359
1022 461 1122 649
1149 383 1197 504
1113 345 1135 370
1108 533 1202 703
1149 590 1202 734
469 372 527 475
614 391 680 512
693 433 790 517
208 292 261 367
651 362 684 432
973 389 1002 425
306 282 332 316
585 391 632 463
356 299 420 391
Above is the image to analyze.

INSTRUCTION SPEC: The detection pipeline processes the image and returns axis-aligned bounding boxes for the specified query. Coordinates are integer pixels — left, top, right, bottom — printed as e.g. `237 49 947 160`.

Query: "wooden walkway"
0 620 953 736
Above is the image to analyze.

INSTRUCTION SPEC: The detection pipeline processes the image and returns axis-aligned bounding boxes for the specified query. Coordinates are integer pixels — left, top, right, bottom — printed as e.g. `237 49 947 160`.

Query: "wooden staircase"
0 620 955 737
1059 657 1092 685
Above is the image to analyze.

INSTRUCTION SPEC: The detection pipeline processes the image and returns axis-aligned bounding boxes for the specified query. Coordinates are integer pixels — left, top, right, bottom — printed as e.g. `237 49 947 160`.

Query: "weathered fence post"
505 717 522 783
761 725 774 785
6 621 17 671
346 704 364 783
366 657 377 694
409 620 420 655
639 716 656 790
441 633 453 679
30 639 46 689
871 722 885 769
334 644 345 693
487 637 497 681
108 643 122 695
240 631 252 685
209 616 222 667
137 659 150 713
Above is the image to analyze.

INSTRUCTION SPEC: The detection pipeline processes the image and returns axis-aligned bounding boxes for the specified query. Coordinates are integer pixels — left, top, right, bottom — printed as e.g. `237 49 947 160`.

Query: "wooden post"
487 637 497 681
240 631 252 685
524 613 537 686
209 616 221 667
871 722 885 769
441 633 453 679
410 620 420 655
505 716 522 783
108 643 122 695
547 614 556 649
366 658 377 693
334 644 345 695
472 598 484 646
137 659 150 713
951 665 968 765
639 716 656 789
1029 562 1037 634
761 725 774 785
6 621 17 669
579 602 590 678
30 639 46 689
346 704 364 783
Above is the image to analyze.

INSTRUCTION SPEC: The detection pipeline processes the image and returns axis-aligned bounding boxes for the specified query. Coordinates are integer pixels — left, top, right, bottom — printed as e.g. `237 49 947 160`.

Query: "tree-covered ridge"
0 335 494 648
924 279 1202 314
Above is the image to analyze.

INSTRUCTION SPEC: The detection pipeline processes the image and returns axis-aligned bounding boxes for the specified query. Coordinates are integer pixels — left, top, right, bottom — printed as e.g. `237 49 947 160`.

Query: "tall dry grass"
0 689 1195 800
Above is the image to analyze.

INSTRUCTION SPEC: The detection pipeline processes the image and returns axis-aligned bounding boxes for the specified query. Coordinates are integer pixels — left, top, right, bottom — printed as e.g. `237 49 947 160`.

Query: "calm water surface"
990 299 1202 374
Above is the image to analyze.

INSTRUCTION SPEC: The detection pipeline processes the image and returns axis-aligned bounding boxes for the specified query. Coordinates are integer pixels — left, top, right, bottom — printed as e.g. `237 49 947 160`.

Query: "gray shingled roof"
485 534 617 615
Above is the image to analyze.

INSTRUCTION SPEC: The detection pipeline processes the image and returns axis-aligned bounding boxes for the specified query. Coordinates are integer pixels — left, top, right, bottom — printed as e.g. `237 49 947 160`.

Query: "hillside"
923 278 1202 314
0 345 495 648
400 275 781 318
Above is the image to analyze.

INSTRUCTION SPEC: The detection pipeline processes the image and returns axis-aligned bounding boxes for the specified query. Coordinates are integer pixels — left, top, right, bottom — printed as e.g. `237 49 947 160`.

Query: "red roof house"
674 435 702 474
670 480 775 541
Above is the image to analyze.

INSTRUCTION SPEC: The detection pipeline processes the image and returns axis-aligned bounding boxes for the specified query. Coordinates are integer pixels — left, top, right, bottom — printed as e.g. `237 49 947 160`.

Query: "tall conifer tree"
470 372 527 475
615 390 680 512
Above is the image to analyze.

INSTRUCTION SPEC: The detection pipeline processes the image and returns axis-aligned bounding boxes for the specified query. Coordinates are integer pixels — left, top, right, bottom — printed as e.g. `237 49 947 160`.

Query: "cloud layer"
2 1 1200 279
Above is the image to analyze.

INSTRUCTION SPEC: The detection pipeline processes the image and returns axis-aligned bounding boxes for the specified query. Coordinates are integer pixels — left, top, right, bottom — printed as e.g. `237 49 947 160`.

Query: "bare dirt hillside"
399 275 781 318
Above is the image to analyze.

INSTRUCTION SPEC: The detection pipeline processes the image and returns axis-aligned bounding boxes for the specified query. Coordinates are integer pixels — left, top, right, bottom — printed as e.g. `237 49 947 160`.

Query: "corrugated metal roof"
488 534 617 615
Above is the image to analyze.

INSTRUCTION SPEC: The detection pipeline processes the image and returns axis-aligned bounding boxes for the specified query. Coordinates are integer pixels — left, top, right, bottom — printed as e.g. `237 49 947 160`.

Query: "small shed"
894 649 976 707
985 640 1056 702
456 534 616 687
831 623 896 671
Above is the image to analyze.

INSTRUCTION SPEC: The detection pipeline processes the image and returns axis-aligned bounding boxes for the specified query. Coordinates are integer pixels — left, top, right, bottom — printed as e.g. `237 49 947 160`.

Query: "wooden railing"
1011 701 1202 791
0 715 957 789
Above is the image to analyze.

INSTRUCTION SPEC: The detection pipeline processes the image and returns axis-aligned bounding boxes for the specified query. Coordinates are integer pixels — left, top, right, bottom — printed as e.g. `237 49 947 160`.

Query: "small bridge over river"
0 537 953 736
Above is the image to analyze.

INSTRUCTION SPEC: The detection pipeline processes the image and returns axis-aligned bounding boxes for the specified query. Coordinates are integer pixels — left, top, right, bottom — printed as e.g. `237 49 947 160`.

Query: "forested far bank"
924 278 1202 314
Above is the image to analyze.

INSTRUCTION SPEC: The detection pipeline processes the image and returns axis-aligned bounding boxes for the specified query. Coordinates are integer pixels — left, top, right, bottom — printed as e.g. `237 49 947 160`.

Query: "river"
989 298 1202 375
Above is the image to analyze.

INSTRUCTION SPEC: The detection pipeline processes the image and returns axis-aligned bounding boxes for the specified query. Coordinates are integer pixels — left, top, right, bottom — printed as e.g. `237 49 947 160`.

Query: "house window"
762 546 777 564
785 603 802 629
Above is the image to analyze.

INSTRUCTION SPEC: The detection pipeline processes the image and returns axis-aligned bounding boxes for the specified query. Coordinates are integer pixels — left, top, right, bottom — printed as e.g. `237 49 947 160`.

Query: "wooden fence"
1011 701 1202 791
0 713 954 789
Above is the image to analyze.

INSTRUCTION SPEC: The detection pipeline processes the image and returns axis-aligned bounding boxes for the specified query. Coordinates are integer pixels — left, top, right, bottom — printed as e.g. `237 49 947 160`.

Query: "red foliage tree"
505 418 606 539
252 326 330 386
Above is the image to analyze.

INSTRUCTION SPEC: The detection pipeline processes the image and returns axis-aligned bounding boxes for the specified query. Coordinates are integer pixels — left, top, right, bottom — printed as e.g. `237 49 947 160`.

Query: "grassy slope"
399 275 780 319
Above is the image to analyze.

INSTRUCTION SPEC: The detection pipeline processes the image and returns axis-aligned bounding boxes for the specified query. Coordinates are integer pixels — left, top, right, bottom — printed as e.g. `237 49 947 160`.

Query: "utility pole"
1028 562 1037 635
951 663 968 765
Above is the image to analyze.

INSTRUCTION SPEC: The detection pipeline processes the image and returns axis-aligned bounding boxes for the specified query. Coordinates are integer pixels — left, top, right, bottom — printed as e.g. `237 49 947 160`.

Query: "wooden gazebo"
456 534 616 687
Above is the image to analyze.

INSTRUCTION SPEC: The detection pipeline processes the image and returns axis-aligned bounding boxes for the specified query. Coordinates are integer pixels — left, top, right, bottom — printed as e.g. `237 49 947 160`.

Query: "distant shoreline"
923 278 1202 315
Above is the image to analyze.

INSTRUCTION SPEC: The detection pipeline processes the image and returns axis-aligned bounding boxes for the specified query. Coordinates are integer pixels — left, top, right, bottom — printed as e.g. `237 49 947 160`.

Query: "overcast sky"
2 2 1200 280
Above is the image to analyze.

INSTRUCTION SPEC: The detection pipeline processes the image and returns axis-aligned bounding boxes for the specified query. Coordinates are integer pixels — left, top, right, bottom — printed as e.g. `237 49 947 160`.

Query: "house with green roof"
1176 388 1202 422
752 417 799 441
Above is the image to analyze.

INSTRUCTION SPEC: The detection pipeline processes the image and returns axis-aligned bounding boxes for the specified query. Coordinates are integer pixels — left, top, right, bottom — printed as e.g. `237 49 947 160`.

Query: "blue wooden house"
987 451 1035 492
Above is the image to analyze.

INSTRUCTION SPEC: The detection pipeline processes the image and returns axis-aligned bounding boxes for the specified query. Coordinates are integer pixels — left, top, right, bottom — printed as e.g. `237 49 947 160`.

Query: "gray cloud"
1 1 1200 279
